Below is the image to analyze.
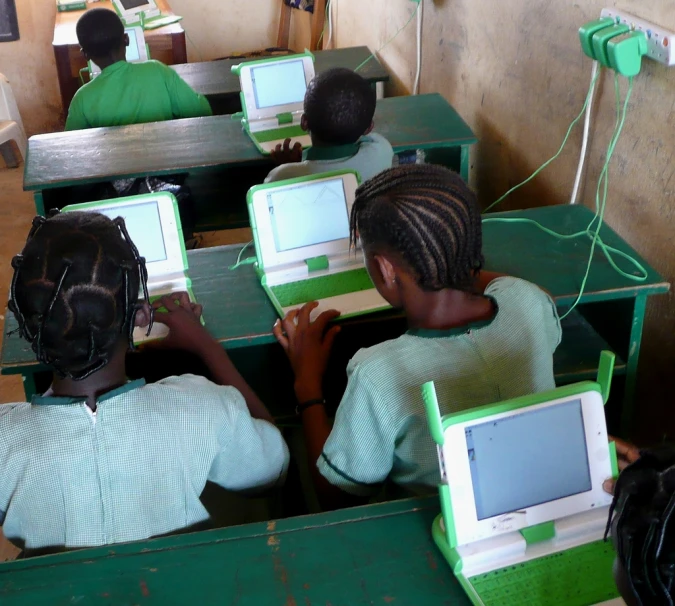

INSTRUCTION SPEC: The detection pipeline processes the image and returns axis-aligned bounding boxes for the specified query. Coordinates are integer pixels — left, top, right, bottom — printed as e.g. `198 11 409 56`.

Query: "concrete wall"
334 0 675 441
0 0 279 136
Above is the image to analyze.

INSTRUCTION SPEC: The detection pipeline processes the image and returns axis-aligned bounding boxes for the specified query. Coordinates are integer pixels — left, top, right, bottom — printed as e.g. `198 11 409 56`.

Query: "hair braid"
8 211 151 381
350 164 483 291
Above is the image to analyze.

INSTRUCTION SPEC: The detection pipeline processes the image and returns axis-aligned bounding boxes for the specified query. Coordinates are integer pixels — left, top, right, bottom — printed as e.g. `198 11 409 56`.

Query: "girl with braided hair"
273 164 562 509
2 211 288 554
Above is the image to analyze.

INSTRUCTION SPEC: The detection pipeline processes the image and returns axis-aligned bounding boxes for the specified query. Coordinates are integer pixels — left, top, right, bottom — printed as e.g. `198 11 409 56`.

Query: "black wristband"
296 398 326 416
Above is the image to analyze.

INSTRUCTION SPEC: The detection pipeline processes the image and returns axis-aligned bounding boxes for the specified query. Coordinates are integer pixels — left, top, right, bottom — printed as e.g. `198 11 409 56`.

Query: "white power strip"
601 8 675 66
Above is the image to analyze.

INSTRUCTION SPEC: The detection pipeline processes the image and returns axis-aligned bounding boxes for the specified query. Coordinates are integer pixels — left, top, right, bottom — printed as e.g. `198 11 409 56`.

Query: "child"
65 8 212 130
607 444 675 605
1 211 288 554
273 164 562 508
265 67 394 183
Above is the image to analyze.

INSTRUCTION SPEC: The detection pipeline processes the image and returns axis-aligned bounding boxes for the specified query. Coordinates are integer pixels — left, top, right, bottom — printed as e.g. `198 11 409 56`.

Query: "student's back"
65 9 211 131
265 68 393 184
3 212 287 553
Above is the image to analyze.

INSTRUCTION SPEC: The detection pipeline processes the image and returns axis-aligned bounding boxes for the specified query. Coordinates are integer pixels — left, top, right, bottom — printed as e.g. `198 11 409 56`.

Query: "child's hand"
151 292 208 355
270 138 303 165
273 302 341 400
603 435 640 494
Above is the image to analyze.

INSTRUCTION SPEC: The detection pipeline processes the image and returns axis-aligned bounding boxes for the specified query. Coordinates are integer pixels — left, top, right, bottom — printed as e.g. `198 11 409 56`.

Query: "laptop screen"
99 202 168 264
266 177 349 253
119 0 150 9
125 29 141 62
252 60 307 109
465 399 592 520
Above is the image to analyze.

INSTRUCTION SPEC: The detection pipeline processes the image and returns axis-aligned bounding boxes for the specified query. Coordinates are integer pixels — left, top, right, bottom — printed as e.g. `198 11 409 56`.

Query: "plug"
579 17 615 60
608 31 648 77
592 24 630 67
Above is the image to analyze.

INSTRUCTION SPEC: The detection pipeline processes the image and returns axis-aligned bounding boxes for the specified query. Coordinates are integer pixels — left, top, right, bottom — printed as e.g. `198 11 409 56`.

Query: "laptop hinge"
276 112 294 126
305 255 329 273
519 521 556 545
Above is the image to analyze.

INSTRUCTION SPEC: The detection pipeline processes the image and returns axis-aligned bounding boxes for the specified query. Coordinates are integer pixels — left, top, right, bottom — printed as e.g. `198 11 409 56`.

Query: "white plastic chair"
0 73 26 168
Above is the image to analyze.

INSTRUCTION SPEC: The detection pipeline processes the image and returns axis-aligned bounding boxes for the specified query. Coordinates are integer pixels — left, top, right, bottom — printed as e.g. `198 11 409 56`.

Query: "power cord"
413 0 423 95
483 74 646 320
228 240 256 270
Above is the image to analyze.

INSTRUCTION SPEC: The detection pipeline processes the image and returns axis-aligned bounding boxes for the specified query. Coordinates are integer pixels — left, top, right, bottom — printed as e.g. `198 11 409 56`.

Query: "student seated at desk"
265 68 394 184
65 8 212 130
0 212 288 555
607 442 675 605
273 165 561 509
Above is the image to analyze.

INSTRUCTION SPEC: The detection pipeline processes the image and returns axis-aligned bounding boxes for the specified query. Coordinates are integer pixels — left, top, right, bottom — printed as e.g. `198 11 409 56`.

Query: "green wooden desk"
0 497 468 606
23 93 476 225
172 46 389 115
2 205 668 432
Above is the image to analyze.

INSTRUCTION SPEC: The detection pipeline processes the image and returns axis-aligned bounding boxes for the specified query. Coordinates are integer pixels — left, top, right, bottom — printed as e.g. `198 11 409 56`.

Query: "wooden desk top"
171 46 389 100
24 93 477 190
53 0 183 47
0 497 468 605
2 205 668 374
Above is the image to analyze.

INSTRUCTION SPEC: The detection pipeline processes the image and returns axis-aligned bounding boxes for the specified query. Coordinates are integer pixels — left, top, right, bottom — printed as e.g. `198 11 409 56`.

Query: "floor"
0 164 251 562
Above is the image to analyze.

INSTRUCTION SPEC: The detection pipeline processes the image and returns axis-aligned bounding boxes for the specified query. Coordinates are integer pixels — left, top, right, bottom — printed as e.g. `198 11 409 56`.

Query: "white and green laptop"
63 192 196 344
89 27 149 79
423 351 624 606
232 52 315 154
247 171 390 320
112 0 183 29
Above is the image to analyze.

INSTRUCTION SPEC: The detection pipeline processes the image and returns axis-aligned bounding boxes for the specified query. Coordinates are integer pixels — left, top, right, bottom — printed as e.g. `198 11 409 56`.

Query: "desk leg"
460 145 470 183
22 372 38 401
621 294 647 435
34 191 46 217
171 31 188 65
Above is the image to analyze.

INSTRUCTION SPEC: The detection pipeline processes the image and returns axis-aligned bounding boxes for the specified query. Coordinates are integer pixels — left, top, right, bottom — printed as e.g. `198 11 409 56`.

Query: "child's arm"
274 303 368 510
166 66 213 119
64 96 89 131
153 294 275 425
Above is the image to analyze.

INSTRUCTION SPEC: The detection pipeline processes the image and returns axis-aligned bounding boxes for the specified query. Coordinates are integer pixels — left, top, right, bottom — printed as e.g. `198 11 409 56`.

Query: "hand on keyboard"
148 292 206 353
270 138 303 165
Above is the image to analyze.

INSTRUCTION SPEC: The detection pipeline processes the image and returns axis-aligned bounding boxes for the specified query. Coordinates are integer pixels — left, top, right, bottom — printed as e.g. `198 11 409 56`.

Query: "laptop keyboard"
255 125 307 144
470 540 619 606
270 268 375 308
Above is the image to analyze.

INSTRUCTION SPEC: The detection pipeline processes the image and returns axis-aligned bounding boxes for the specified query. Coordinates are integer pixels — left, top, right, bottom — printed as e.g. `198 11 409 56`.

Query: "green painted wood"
172 46 389 102
0 497 469 605
23 94 476 191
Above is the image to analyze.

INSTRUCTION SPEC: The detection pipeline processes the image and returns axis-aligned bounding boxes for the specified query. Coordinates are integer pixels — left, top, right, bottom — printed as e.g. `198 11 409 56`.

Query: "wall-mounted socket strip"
601 8 675 65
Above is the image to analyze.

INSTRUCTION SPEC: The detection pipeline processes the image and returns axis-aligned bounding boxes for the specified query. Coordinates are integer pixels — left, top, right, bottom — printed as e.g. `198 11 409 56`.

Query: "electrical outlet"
601 8 675 65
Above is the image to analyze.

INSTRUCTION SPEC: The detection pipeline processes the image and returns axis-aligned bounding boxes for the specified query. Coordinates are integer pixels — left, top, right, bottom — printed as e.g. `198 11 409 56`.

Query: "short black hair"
607 444 675 604
304 67 376 145
76 8 125 58
8 212 150 381
350 164 484 291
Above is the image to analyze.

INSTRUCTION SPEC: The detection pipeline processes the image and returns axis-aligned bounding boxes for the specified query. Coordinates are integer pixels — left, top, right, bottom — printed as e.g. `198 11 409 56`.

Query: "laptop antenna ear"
422 381 445 446
596 350 616 405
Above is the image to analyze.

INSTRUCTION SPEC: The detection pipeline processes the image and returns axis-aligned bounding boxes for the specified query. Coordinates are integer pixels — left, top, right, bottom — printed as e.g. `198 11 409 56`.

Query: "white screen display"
125 29 141 62
252 60 307 109
266 178 349 253
465 399 592 520
99 202 167 263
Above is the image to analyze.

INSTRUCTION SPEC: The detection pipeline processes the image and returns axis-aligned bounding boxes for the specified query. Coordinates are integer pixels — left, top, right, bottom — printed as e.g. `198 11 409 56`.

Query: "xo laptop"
423 351 625 606
111 0 183 30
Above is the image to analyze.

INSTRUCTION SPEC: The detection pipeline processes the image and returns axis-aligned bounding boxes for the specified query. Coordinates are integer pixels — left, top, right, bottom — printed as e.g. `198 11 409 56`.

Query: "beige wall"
334 0 675 440
0 0 280 136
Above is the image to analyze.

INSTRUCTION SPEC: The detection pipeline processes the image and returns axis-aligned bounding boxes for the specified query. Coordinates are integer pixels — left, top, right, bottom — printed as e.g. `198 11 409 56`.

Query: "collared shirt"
317 277 562 496
0 375 289 551
65 60 212 131
264 132 394 183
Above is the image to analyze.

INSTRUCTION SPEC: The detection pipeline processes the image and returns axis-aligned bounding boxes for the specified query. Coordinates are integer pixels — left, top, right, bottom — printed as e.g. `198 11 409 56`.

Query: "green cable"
354 2 420 73
228 240 256 270
483 68 601 214
317 0 331 48
483 76 645 320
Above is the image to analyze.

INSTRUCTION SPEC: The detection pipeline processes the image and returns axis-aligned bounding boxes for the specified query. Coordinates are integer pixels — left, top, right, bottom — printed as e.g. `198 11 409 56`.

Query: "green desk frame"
172 46 390 115
23 93 477 225
0 496 471 605
2 206 668 434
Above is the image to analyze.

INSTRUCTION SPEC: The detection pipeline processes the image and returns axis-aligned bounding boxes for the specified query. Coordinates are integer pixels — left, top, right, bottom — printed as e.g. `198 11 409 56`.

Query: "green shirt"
265 132 394 183
0 375 289 551
65 60 212 131
318 277 562 497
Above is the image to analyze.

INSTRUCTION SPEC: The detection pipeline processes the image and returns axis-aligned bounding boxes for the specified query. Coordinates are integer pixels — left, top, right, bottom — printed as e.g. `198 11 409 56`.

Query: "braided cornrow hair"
8 211 151 381
605 445 675 604
350 164 484 291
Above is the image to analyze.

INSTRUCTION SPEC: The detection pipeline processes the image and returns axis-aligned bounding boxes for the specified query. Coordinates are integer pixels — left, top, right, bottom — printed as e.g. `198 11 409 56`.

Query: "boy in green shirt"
65 8 211 131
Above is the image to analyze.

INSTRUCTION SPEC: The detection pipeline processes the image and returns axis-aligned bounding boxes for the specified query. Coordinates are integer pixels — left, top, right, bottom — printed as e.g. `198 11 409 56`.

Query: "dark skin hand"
603 436 640 494
270 138 303 165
